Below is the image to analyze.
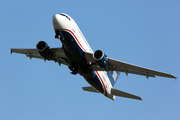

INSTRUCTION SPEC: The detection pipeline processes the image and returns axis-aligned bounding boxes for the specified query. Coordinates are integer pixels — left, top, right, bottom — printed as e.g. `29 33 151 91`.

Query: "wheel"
55 34 58 38
55 34 61 39
58 34 61 39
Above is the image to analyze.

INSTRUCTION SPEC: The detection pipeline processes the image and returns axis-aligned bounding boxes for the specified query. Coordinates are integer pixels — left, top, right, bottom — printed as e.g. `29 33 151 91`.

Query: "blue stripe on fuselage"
59 30 105 94
84 71 104 93
61 31 86 65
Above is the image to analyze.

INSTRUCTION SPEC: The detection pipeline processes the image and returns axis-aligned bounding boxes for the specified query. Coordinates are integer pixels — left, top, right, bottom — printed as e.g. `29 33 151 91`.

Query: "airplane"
11 13 176 101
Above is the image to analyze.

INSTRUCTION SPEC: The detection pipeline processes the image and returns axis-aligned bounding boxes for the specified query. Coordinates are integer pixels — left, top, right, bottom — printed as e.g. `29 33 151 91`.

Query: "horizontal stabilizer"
82 86 99 93
111 88 142 100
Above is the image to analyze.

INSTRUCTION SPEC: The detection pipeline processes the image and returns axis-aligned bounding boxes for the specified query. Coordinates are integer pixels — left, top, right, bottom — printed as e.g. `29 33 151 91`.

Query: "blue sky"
1 0 180 120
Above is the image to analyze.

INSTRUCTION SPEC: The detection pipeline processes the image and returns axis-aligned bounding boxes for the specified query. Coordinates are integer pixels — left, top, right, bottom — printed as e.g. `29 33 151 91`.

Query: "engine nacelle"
93 50 108 68
36 41 52 60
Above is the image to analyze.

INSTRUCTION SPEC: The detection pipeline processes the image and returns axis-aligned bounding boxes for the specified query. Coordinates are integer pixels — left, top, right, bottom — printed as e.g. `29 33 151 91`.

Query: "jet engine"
36 41 52 60
93 50 108 68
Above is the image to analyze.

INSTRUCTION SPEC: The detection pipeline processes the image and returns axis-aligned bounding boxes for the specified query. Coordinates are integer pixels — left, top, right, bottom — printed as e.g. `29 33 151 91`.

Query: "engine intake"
93 50 108 68
36 41 52 60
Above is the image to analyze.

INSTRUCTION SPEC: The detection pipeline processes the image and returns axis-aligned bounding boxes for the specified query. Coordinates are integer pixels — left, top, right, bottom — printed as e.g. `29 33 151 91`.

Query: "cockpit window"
60 13 66 16
60 13 70 21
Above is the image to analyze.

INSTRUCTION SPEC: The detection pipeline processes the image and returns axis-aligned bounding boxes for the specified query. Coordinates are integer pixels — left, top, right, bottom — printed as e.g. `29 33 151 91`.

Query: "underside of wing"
108 58 176 79
84 52 176 79
11 48 69 66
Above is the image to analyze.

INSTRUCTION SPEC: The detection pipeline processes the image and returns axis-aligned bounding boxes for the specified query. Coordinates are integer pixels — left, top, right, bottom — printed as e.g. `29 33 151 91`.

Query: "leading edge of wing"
11 48 38 55
11 48 67 58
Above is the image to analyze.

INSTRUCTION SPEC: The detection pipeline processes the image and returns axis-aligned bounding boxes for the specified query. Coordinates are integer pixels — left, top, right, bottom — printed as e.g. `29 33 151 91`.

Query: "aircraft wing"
11 48 69 66
84 52 176 79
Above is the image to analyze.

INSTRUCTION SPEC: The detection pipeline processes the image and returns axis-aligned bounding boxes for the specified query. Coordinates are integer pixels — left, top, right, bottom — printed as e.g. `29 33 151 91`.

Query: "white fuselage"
52 13 115 100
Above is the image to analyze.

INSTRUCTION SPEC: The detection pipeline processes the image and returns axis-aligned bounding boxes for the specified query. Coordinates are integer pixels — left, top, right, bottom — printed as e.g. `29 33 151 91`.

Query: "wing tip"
169 74 177 79
138 97 143 101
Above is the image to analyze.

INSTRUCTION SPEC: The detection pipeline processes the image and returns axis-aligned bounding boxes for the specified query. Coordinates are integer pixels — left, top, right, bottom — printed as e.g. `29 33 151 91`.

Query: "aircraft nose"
52 14 63 30
52 14 60 23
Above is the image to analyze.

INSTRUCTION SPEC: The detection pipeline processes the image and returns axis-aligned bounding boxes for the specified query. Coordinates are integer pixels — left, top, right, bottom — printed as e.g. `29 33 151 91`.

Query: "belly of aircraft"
60 31 86 65
83 74 104 94
59 30 105 94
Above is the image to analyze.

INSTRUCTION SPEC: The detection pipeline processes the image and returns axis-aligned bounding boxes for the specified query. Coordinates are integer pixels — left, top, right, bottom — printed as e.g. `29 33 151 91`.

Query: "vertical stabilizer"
107 71 120 86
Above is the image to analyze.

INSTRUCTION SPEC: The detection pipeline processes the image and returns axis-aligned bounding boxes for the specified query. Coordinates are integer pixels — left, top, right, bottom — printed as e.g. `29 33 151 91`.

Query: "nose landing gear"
55 33 61 39
55 31 64 40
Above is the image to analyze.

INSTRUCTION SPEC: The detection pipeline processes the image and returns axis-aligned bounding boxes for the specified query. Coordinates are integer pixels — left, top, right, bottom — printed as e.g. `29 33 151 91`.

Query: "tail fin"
107 71 120 86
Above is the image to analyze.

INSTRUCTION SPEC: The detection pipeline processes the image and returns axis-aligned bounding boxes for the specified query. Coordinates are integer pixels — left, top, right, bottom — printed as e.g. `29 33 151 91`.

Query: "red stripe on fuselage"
95 71 107 96
55 28 107 96
55 29 86 51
